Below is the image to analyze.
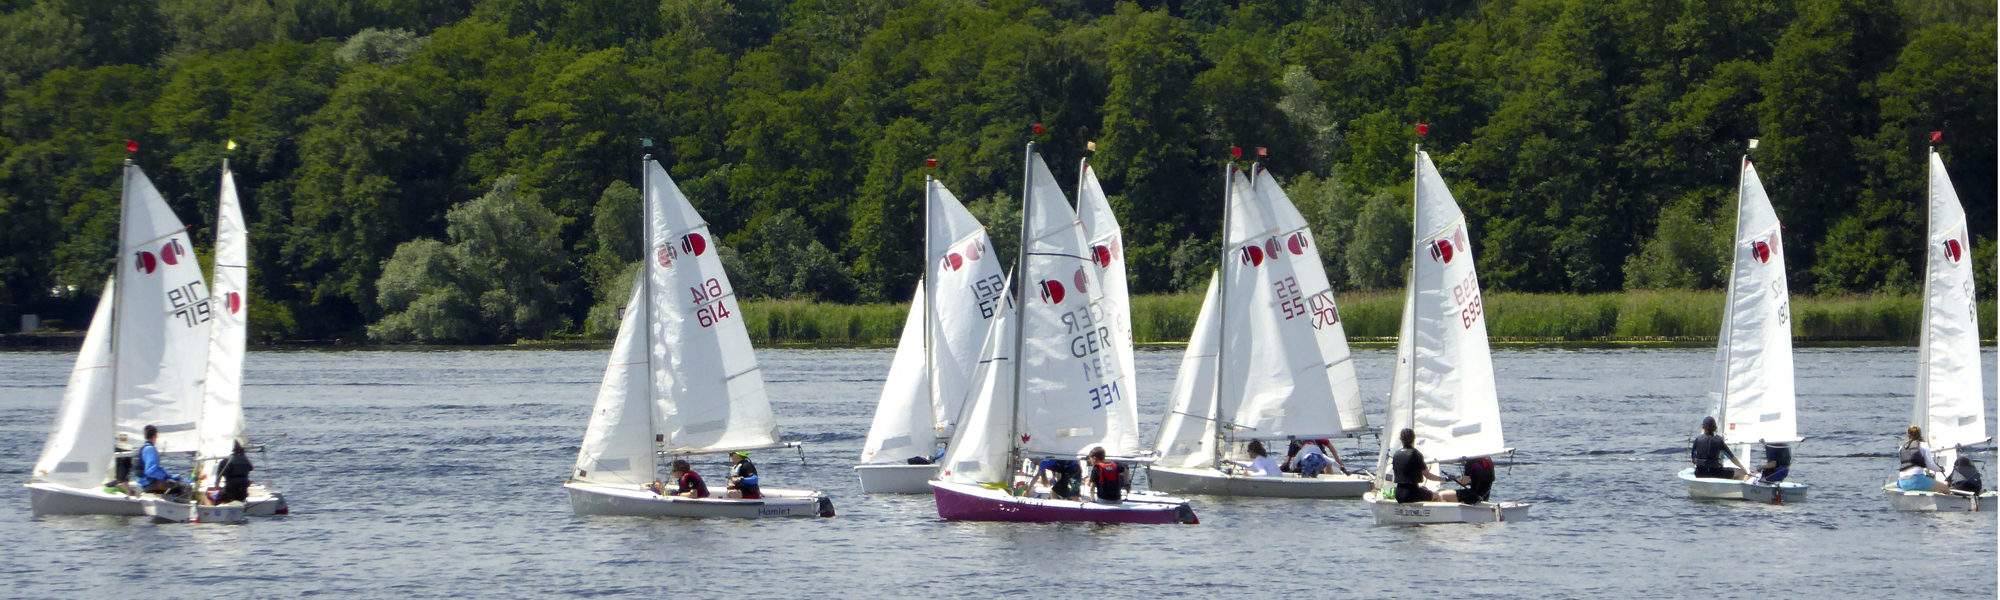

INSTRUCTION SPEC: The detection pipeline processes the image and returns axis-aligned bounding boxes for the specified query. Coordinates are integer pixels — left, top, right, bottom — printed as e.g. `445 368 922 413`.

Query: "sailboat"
1149 163 1373 498
1679 146 1810 504
856 177 1006 493
1882 146 1995 512
28 158 212 517
142 158 288 523
1361 144 1530 524
927 143 1196 524
564 156 834 519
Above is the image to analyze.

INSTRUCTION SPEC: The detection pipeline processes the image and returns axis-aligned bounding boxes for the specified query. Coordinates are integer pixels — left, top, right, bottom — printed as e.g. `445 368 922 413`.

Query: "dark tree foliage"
0 0 1991 341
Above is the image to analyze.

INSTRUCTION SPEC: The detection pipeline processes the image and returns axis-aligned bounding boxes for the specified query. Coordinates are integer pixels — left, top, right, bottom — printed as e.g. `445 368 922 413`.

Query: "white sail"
574 277 658 486
643 161 779 452
1386 150 1505 464
114 165 212 452
859 179 1005 465
32 277 118 489
861 283 936 464
1015 151 1139 458
1710 158 1798 446
198 166 248 465
939 307 1016 485
1153 273 1222 468
1915 151 1985 455
1230 166 1367 437
1075 162 1141 442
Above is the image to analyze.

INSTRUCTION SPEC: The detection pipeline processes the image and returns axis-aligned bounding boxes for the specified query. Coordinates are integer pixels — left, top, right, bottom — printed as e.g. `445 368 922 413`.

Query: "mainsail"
1076 161 1141 444
1915 150 1985 459
1382 149 1505 467
1709 158 1798 448
198 165 249 466
859 179 1005 465
114 164 212 452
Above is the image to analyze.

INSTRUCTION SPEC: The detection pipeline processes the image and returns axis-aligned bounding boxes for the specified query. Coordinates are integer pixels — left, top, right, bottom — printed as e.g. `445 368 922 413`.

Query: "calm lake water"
0 346 1993 597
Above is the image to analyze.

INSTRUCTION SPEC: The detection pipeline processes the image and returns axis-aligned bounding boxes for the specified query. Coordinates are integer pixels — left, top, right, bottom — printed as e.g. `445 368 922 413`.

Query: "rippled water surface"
1 346 1994 597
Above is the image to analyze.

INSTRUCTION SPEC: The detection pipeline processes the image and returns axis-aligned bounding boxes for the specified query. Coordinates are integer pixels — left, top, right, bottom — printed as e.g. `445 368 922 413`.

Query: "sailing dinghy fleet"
28 154 287 524
28 132 1996 526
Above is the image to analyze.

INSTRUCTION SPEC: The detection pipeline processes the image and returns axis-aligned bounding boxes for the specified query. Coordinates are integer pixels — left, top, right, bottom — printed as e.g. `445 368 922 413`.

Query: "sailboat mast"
1717 152 1747 443
923 175 937 445
1914 147 1937 434
1008 143 1034 474
110 159 130 448
1208 162 1235 471
1406 146 1421 443
639 154 661 474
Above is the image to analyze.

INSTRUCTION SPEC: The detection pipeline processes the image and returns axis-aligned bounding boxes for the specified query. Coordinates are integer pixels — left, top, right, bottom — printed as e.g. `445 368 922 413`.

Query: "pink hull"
930 481 1196 524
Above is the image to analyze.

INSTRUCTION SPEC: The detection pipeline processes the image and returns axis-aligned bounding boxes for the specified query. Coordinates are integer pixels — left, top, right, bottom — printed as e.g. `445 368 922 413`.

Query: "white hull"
25 482 144 516
1882 484 1998 512
140 496 246 524
855 463 938 494
1679 468 1808 503
241 485 289 517
565 481 833 518
1362 490 1529 525
1147 466 1372 498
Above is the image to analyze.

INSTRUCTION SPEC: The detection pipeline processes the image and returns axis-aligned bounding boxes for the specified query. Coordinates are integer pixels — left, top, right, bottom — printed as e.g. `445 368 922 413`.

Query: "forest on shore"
2 0 1994 343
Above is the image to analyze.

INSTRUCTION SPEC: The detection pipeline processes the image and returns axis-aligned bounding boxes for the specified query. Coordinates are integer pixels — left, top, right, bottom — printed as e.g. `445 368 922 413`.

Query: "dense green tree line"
1 0 1992 342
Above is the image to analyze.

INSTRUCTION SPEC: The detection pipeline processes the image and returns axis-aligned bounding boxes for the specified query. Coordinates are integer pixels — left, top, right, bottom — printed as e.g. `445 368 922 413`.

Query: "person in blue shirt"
1027 458 1082 500
134 425 188 498
726 451 761 499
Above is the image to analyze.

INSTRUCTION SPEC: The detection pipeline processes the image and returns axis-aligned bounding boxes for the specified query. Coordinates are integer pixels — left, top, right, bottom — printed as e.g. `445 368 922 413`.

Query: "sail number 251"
691 278 732 327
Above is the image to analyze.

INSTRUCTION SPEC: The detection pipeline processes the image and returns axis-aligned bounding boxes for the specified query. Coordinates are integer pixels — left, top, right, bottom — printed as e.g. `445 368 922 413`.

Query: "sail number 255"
1088 382 1122 410
691 278 732 327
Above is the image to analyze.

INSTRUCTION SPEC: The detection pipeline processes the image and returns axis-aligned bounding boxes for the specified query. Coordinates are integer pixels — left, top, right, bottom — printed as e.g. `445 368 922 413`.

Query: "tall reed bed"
736 292 1995 346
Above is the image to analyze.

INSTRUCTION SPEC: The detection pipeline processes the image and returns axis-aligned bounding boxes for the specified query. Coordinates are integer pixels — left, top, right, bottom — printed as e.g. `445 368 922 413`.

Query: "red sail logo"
1240 245 1265 267
944 253 964 271
226 292 242 314
681 233 707 256
136 251 158 274
1264 238 1280 257
655 245 673 268
160 239 185 266
1072 268 1089 295
1752 240 1771 264
1287 232 1308 255
1092 244 1113 268
1431 239 1455 264
966 241 984 261
1944 238 1963 263
1039 280 1066 304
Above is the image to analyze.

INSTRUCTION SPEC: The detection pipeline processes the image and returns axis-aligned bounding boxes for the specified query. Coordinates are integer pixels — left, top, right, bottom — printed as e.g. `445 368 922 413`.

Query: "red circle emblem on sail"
160 241 181 266
1287 233 1308 255
1264 238 1280 257
1752 240 1771 264
1040 280 1066 304
137 251 157 274
1945 239 1963 262
655 246 673 268
1241 245 1264 267
966 241 983 261
1092 245 1112 268
1432 239 1455 264
681 233 707 256
944 253 964 271
226 292 242 314
1072 268 1089 295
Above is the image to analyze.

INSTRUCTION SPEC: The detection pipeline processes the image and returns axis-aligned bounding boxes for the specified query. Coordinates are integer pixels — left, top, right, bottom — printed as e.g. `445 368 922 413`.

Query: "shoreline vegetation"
9 291 1989 350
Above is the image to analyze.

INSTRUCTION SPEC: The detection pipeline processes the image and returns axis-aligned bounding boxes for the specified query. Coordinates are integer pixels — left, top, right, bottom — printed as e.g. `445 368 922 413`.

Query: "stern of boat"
1882 484 1997 512
854 463 938 494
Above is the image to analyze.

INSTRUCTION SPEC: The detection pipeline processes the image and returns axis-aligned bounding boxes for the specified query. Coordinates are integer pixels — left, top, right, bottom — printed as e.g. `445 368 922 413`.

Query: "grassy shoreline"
5 291 1990 350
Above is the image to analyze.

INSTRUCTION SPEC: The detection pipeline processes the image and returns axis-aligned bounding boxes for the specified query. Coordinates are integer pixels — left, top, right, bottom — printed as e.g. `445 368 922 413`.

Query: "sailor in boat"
111 444 138 495
135 425 189 499
1690 417 1748 480
1894 426 1950 494
1947 457 1982 494
649 459 709 499
1390 429 1463 503
1225 440 1281 477
725 451 761 499
1286 439 1347 477
1026 458 1084 501
1085 447 1125 503
1749 441 1792 484
208 442 254 505
1457 456 1496 504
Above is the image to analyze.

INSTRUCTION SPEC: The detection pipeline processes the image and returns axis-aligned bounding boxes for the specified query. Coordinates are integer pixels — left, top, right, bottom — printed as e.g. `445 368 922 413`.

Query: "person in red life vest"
649 459 709 498
1085 446 1125 503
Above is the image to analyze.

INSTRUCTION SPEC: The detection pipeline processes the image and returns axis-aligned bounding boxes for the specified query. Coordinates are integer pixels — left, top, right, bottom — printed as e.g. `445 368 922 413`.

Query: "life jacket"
1093 460 1121 485
1898 442 1925 472
1465 456 1495 474
1392 448 1424 486
678 471 708 498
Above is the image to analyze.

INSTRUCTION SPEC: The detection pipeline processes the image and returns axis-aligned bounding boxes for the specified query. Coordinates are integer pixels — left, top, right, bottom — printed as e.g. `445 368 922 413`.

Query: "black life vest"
1898 442 1927 471
678 471 708 498
1392 448 1425 486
